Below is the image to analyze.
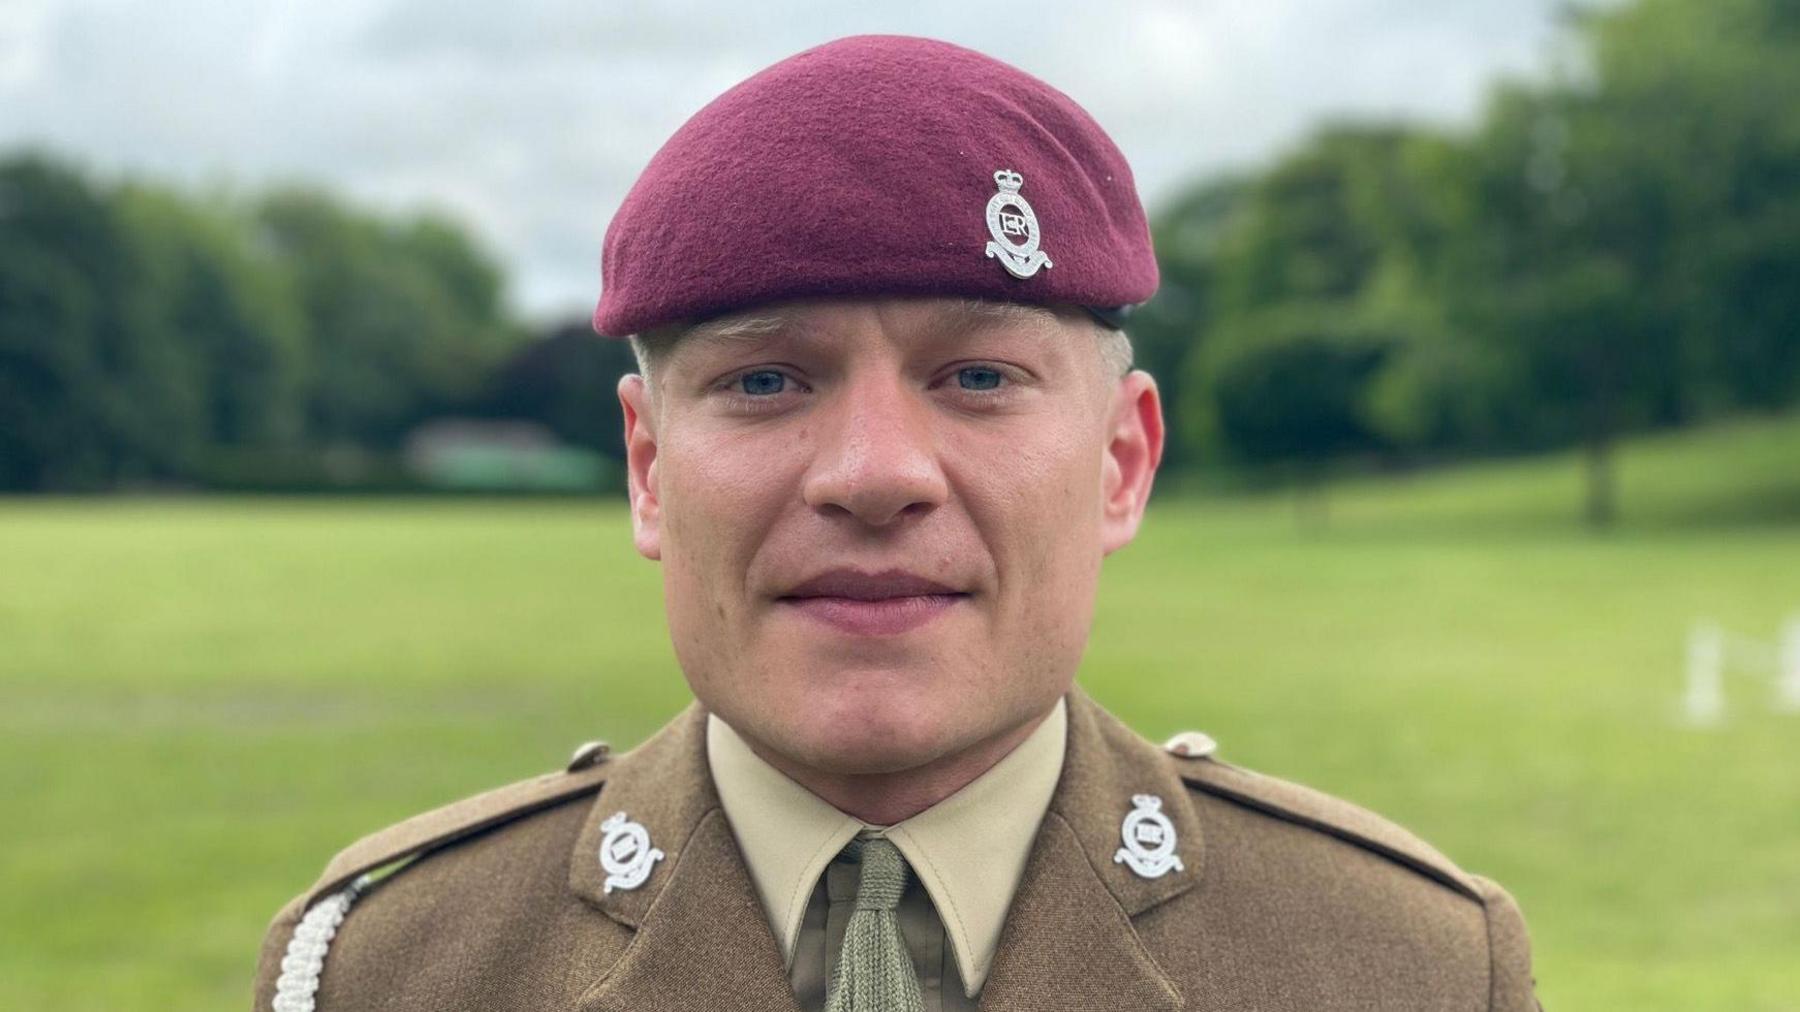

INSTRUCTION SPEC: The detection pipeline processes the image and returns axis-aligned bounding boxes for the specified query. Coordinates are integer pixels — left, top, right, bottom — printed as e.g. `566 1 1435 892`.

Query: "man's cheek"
660 460 735 550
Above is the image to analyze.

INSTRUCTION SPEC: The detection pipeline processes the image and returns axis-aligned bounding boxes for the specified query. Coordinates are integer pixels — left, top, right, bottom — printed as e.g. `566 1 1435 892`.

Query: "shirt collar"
706 698 1067 997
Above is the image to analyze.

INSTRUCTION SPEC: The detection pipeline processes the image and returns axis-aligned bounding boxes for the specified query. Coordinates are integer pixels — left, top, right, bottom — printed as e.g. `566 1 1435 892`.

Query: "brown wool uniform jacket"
255 691 1541 1011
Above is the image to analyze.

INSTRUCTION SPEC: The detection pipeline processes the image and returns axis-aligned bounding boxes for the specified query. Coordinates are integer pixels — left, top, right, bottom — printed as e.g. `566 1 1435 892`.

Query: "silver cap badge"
984 169 1053 279
1114 793 1183 880
598 811 665 893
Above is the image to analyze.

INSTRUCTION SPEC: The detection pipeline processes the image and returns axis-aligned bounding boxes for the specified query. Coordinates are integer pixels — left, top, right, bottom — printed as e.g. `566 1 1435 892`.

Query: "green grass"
3 412 1799 1011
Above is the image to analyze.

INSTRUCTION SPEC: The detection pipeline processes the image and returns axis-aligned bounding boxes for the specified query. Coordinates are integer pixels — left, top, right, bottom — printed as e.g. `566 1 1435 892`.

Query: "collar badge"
984 169 1054 279
598 811 665 893
1114 793 1183 880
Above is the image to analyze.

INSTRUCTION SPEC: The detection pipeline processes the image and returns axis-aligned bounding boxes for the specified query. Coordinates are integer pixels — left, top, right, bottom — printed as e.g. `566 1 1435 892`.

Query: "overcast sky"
0 0 1569 322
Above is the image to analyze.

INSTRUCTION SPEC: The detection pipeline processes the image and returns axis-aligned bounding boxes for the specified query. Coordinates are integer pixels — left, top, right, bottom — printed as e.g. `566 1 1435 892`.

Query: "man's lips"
780 567 965 600
777 568 970 635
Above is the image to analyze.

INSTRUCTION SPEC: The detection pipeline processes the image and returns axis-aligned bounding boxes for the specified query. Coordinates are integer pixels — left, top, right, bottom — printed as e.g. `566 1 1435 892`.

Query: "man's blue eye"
739 370 786 395
957 367 1003 391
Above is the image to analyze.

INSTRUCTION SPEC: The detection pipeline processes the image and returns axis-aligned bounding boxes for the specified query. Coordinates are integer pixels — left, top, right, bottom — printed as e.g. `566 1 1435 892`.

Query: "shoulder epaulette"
299 747 614 910
268 748 612 1012
1168 752 1481 902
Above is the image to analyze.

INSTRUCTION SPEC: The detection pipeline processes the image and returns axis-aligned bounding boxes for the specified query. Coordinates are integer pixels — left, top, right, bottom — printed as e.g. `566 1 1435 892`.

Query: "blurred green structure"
402 419 613 493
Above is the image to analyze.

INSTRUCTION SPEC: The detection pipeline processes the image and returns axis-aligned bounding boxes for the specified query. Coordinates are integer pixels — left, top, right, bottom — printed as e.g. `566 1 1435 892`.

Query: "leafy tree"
1149 0 1800 526
0 153 186 489
1132 177 1247 470
1411 0 1800 525
1165 126 1448 508
1189 307 1394 465
475 319 638 463
0 154 529 491
255 190 521 451
115 185 308 454
1582 0 1800 412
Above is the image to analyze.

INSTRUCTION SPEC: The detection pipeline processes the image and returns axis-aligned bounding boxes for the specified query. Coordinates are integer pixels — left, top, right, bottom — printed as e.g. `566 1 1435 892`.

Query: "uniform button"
566 740 612 772
1163 731 1217 758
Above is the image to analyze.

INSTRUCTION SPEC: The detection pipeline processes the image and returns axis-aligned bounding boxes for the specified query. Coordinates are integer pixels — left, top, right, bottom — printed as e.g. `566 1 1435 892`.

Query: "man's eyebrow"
673 300 1058 356
653 312 798 375
683 313 794 348
936 299 1061 339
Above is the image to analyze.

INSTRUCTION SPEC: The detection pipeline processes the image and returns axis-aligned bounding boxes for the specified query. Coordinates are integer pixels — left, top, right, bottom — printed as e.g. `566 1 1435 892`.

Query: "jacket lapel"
979 688 1197 1010
576 809 802 1012
568 703 802 1012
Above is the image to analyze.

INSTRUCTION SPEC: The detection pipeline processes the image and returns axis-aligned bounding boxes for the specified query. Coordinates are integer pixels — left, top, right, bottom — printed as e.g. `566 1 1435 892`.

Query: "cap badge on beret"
983 169 1054 280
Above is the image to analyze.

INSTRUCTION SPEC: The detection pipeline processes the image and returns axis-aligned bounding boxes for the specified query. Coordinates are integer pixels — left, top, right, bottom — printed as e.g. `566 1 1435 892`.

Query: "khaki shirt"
706 700 1066 1009
255 690 1542 1011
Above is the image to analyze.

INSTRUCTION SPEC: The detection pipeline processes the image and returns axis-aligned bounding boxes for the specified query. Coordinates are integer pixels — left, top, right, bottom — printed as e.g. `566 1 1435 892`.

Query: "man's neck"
741 709 1056 825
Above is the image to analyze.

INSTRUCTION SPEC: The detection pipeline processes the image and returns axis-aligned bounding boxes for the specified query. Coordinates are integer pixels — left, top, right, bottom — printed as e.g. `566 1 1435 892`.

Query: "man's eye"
957 366 1004 391
738 370 787 395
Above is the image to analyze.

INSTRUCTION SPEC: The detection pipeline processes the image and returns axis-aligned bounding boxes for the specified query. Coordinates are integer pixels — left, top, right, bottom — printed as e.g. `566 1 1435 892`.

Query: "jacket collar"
568 702 800 1011
1047 686 1203 917
978 687 1196 1009
568 701 717 923
566 689 1195 1011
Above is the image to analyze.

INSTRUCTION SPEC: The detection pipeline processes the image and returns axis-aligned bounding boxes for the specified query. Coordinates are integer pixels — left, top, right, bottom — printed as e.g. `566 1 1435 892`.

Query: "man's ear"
1099 369 1165 555
618 373 662 561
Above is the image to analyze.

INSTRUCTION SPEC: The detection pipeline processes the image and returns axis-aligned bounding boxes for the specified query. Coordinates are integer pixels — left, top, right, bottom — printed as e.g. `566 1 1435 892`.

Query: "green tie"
824 839 925 1012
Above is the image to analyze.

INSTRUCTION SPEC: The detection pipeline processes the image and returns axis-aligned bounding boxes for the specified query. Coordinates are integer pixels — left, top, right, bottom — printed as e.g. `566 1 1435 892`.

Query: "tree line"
1133 0 1800 523
0 160 535 491
2 0 1796 519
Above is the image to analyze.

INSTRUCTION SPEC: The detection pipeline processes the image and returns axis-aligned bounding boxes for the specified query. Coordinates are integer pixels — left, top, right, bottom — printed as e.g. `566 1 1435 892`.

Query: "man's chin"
780 711 960 777
704 665 1012 778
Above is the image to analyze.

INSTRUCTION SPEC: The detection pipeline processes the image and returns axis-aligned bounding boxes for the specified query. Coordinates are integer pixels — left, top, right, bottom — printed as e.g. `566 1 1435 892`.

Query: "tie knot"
851 838 908 912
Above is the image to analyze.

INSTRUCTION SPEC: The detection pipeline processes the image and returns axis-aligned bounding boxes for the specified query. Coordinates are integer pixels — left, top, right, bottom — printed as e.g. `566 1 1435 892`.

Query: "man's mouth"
777 568 971 636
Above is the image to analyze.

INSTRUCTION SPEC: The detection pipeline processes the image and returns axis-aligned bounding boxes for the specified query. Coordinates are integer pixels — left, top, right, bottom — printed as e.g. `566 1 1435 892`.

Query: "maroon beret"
591 34 1158 338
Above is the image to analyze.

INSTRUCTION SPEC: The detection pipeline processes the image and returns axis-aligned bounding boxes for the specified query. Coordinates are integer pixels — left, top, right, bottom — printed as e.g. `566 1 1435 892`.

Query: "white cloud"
0 0 54 89
0 0 1565 320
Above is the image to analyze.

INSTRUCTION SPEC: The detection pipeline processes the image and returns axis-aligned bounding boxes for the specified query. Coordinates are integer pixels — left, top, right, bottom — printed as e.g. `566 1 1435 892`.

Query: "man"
256 35 1539 1012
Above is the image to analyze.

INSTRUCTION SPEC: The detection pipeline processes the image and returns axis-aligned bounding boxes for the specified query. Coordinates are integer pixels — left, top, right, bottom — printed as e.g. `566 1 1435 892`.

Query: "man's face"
618 298 1163 777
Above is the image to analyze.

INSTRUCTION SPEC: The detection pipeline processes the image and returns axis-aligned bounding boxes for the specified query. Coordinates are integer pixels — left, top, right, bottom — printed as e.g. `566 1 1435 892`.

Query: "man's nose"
802 372 948 527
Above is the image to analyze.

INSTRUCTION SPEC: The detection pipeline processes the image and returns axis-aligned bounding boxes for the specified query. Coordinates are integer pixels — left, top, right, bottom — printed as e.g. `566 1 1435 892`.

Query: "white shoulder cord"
271 874 371 1012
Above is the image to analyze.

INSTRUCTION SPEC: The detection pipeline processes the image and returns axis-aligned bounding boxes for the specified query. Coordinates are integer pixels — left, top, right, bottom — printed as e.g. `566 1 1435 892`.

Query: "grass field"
3 412 1799 1011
